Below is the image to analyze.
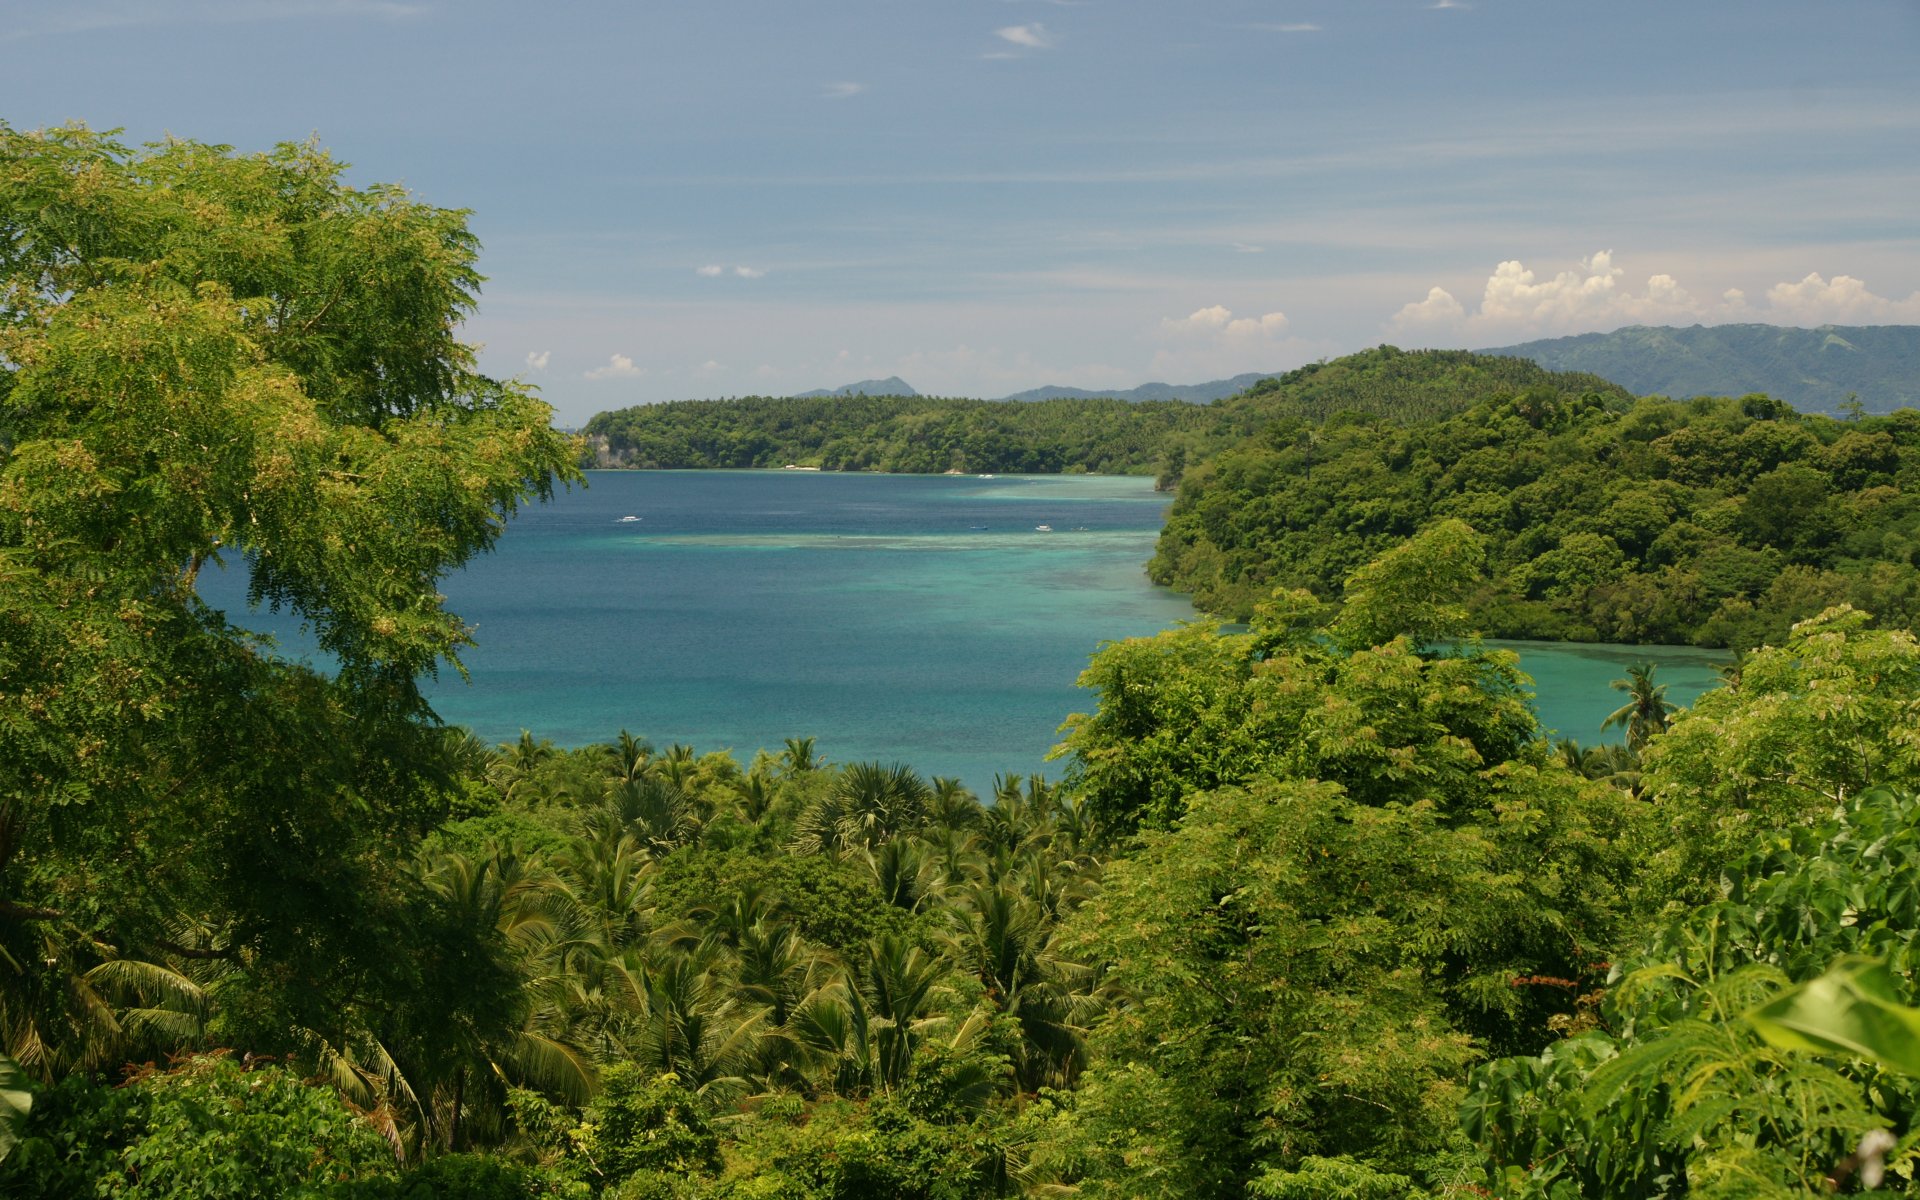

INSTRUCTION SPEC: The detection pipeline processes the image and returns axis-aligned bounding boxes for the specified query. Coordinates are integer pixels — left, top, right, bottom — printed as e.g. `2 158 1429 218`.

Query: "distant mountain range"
791 376 919 399
1482 324 1920 413
791 372 1281 404
997 373 1281 403
787 324 1920 413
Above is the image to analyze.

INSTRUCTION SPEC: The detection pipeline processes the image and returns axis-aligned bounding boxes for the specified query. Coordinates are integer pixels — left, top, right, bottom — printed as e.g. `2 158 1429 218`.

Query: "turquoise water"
202 470 1726 788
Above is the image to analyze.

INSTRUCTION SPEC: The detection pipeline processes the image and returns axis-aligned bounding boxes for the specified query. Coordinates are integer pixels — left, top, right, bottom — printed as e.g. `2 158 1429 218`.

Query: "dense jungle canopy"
7 126 1920 1199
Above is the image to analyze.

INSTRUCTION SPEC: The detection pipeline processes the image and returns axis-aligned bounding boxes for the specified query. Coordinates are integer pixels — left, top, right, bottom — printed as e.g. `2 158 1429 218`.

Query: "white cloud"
1391 286 1467 329
995 23 1053 49
1150 305 1304 378
695 264 724 277
1162 305 1289 339
822 81 866 99
1430 0 1471 9
1765 272 1920 323
733 266 766 279
1388 251 1920 342
525 349 551 370
1232 242 1266 254
585 353 644 381
1389 251 1704 339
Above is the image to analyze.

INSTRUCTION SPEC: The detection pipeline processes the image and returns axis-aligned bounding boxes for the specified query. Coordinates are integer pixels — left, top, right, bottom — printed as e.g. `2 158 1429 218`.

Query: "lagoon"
204 470 1727 789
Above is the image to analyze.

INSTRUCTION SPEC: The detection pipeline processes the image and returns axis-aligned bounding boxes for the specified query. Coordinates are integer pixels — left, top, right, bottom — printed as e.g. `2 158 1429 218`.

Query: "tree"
0 125 579 1072
1599 663 1676 751
1639 605 1920 907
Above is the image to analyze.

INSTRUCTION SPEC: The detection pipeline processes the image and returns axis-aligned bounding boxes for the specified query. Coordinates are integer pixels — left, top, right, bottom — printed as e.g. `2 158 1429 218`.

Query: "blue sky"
8 0 1920 422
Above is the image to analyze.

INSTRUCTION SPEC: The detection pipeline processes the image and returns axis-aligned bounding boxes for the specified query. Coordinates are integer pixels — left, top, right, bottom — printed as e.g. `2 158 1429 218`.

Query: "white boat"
617 515 641 523
1034 524 1053 532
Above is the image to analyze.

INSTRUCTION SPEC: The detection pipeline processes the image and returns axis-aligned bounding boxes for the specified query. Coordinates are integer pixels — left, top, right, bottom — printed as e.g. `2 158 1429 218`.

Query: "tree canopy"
0 123 579 1075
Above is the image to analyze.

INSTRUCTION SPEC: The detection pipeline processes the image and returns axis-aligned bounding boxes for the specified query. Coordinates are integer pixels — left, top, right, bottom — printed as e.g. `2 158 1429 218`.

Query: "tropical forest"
9 108 1920 1200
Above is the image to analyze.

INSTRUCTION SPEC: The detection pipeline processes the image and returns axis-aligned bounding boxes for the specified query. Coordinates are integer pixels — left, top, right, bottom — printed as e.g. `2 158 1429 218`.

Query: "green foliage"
1748 958 1920 1077
1055 558 1539 835
0 1055 28 1164
0 123 579 1082
0 1052 397 1198
1247 1156 1424 1200
1153 360 1920 648
1639 605 1920 906
339 1153 578 1199
1469 786 1920 1197
575 1065 719 1185
1329 518 1488 650
583 394 1219 476
1051 768 1635 1196
709 1098 1008 1200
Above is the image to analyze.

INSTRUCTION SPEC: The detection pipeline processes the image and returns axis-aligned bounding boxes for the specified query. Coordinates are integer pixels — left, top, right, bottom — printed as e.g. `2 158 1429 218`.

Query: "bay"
203 469 1727 789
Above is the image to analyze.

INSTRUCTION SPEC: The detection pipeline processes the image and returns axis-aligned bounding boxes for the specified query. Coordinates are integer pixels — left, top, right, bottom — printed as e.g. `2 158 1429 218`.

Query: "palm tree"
593 776 703 859
791 762 932 856
610 729 654 785
488 731 557 802
929 777 983 830
1602 663 1678 751
779 736 823 779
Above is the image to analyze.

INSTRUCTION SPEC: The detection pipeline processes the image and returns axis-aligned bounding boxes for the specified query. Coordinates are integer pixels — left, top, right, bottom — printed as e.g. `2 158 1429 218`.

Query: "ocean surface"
203 470 1727 789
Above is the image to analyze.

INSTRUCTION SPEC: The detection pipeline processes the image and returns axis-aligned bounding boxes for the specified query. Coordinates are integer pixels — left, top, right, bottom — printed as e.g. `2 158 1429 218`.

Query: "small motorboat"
617 515 641 522
1034 524 1053 532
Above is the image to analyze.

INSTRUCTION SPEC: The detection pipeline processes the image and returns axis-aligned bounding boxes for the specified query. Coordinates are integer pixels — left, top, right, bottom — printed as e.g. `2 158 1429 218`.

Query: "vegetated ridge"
1484 322 1920 413
1152 354 1920 650
583 393 1224 475
582 348 1624 477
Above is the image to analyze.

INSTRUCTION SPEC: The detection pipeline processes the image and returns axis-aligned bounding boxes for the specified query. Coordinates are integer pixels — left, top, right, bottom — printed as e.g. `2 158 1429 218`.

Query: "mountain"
791 376 918 398
1000 372 1279 404
1481 324 1920 413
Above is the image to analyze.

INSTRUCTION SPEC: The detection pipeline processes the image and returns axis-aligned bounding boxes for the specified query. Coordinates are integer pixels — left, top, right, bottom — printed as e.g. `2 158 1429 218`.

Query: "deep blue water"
202 470 1726 789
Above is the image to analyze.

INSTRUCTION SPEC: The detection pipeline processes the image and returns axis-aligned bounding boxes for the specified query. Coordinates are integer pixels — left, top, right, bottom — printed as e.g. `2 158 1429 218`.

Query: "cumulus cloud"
585 354 644 381
695 263 766 279
995 23 1053 48
1392 287 1467 329
1150 305 1307 379
1163 305 1290 339
822 81 866 98
525 349 550 371
695 264 724 277
1765 272 1920 323
734 266 765 279
1390 251 1704 339
1430 0 1471 9
1388 251 1920 341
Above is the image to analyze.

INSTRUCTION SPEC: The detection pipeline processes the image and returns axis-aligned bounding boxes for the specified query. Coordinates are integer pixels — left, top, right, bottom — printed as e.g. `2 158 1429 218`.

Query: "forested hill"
1484 323 1920 412
581 348 1628 477
582 393 1223 474
1152 382 1920 649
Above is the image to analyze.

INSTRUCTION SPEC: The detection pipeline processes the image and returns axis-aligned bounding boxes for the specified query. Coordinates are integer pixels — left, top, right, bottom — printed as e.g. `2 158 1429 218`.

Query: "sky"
7 0 1920 424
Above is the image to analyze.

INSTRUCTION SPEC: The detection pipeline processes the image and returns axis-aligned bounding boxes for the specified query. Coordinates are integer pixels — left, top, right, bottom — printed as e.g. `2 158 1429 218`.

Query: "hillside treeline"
1153 380 1920 650
582 394 1221 476
581 350 1629 486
